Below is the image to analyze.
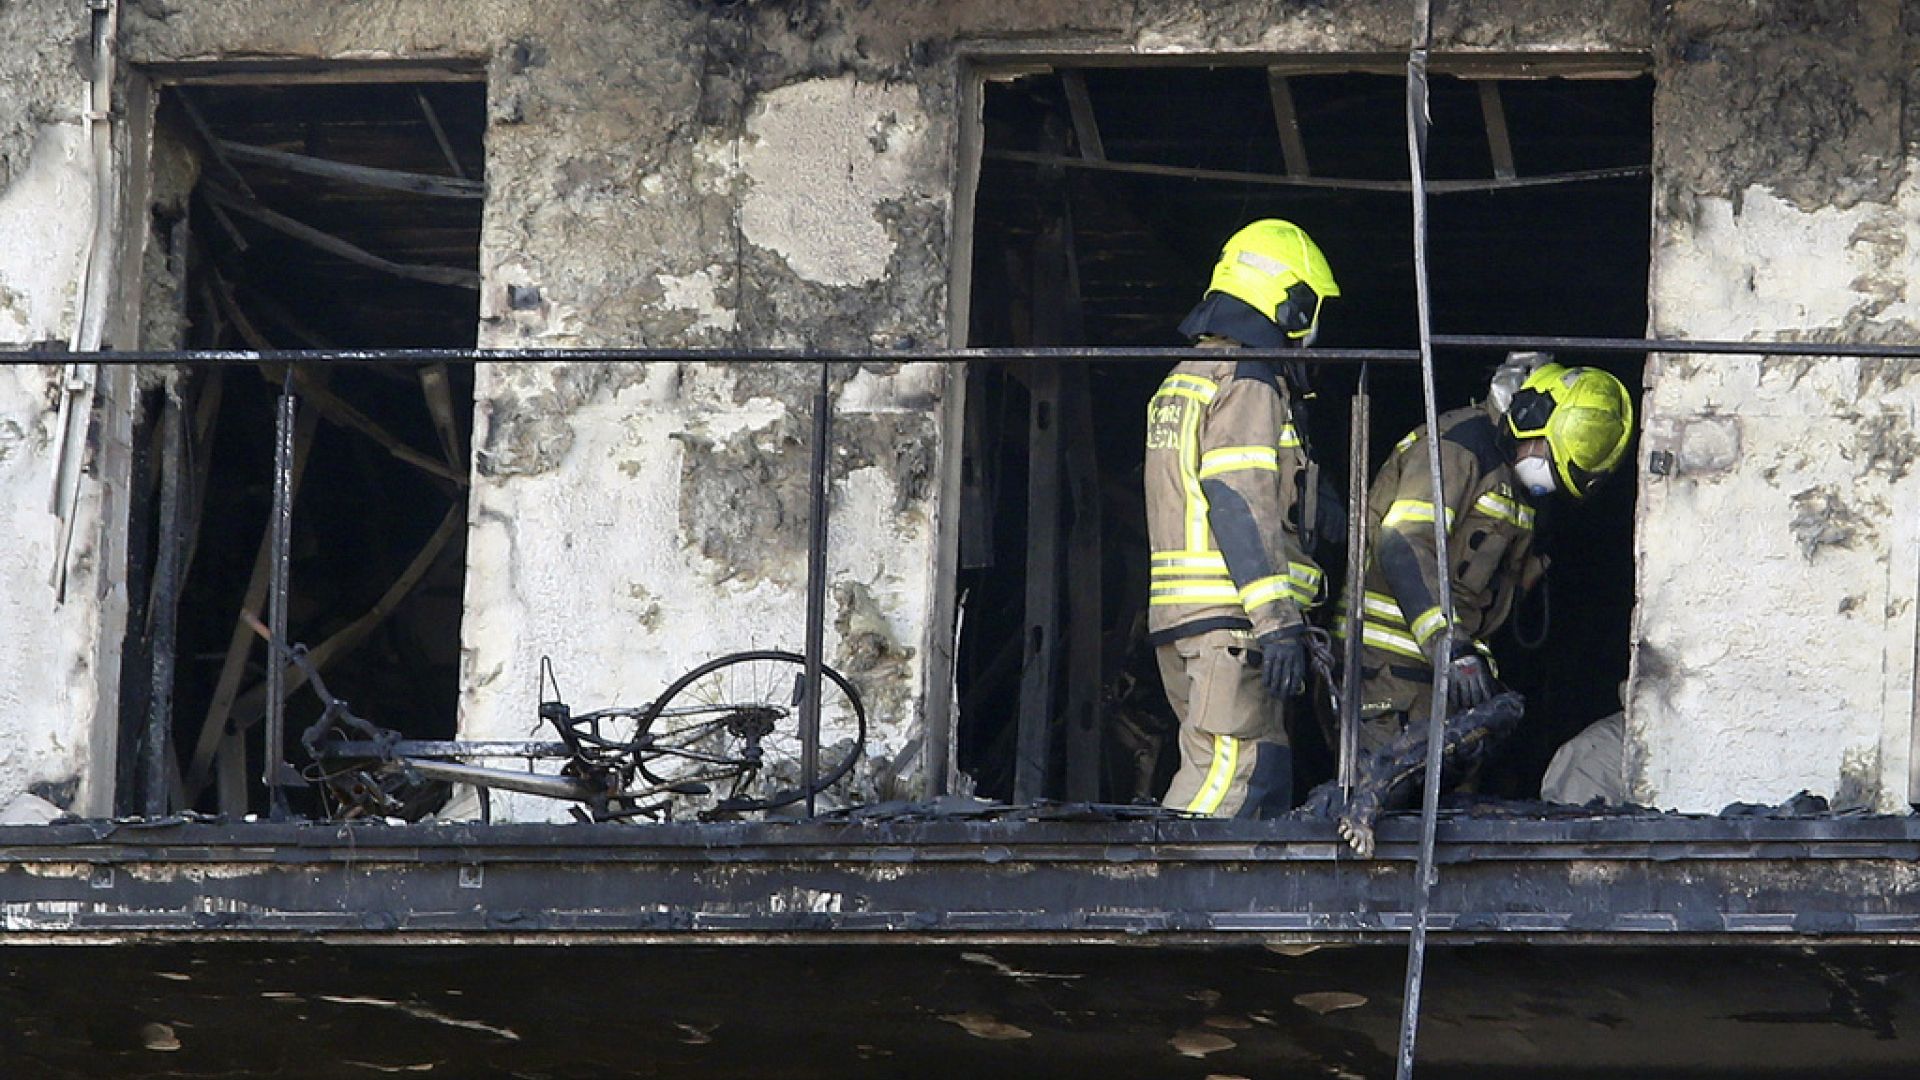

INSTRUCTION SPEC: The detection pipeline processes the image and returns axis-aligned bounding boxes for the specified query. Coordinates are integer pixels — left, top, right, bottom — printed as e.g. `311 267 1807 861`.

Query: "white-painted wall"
0 116 130 816
1633 182 1920 811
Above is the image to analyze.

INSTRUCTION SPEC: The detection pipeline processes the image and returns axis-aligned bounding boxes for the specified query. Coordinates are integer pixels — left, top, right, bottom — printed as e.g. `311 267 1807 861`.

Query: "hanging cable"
1393 2 1452 1078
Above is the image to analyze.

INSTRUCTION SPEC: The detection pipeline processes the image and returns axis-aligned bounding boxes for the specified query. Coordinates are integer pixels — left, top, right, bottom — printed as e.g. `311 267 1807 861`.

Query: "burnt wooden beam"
1061 362 1103 802
206 187 481 290
213 138 484 199
200 273 272 354
1266 69 1312 178
956 364 997 570
239 288 334 350
418 363 466 472
415 89 468 180
984 150 1646 194
177 89 256 201
1477 80 1517 181
225 502 464 735
1060 72 1105 162
143 391 188 818
206 270 463 487
1014 355 1063 806
289 369 466 488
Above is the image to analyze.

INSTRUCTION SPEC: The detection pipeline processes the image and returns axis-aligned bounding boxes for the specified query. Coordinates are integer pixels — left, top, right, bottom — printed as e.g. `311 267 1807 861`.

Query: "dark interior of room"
118 80 484 816
958 65 1652 805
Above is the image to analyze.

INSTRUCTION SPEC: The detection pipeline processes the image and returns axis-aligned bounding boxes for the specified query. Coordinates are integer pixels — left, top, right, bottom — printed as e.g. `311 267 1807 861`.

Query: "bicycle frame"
295 646 864 823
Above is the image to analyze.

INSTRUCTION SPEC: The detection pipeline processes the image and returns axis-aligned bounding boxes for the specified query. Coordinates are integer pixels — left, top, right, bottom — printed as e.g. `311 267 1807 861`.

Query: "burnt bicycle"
297 648 867 823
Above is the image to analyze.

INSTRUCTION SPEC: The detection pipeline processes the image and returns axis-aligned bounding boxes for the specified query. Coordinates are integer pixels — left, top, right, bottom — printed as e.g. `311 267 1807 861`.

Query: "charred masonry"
4 1 1920 1076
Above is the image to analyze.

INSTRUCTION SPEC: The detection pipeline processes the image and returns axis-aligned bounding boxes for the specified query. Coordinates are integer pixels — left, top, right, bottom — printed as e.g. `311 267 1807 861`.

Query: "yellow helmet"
1199 219 1340 342
1505 363 1634 499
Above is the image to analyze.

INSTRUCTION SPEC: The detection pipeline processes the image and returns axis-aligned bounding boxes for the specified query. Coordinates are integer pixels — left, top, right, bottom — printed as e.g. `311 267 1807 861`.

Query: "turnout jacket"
1144 353 1324 646
1344 402 1546 672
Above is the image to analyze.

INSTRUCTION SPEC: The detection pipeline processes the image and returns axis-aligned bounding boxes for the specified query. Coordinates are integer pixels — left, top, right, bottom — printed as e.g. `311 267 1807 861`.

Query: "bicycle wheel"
635 650 866 812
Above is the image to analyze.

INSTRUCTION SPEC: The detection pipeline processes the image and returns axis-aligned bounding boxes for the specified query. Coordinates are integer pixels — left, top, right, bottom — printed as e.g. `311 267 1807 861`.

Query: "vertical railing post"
264 366 297 821
1339 364 1370 796
801 360 833 817
144 390 187 817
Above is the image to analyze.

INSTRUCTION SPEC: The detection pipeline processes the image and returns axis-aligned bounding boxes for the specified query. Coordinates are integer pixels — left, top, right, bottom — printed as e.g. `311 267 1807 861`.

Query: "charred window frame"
114 63 487 818
941 53 1654 806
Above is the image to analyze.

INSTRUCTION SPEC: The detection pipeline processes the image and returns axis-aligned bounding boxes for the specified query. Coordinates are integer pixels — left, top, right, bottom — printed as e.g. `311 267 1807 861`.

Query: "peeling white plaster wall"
457 66 950 821
1633 181 1920 812
0 120 121 815
735 76 936 289
459 365 934 821
0 125 92 342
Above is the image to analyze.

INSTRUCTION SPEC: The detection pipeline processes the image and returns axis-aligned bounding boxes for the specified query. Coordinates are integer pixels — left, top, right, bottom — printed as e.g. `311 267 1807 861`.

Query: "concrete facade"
0 0 1912 817
1630 1 1920 811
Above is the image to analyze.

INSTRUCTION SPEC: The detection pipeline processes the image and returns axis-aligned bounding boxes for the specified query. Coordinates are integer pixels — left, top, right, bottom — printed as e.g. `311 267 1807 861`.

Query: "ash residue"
1654 0 1902 212
674 407 938 584
476 362 660 478
1847 411 1920 482
833 580 916 741
1788 485 1868 559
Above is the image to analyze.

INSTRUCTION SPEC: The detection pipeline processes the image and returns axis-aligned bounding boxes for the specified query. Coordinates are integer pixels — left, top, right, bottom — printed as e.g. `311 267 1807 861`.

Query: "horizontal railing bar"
1429 333 1920 359
0 346 1412 366
4 335 1919 367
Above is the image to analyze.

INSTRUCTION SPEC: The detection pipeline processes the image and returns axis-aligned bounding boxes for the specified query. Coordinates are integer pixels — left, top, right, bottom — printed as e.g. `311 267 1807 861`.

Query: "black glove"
1446 641 1498 711
1255 626 1308 699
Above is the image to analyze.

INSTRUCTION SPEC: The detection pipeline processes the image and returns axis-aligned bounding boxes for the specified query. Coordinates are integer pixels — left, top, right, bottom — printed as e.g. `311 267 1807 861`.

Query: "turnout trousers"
1156 628 1294 818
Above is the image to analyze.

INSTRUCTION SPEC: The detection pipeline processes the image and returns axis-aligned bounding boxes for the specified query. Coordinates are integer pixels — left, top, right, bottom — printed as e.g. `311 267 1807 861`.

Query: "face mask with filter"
1514 454 1557 497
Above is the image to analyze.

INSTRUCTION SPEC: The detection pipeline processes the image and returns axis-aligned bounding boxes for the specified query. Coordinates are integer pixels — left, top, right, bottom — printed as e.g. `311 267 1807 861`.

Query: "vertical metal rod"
1396 3 1455 1076
1338 364 1370 795
801 361 833 817
144 391 187 818
264 367 297 821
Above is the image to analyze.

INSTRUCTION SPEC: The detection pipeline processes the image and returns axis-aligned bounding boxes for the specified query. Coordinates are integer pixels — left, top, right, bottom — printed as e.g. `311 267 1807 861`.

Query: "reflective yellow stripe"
1186 734 1239 815
1151 551 1229 575
1411 606 1447 645
1363 624 1425 660
1238 575 1295 610
1335 610 1427 660
1362 591 1407 625
1278 423 1303 449
1474 489 1536 530
1382 499 1455 529
1180 396 1209 552
1158 387 1214 405
1150 583 1242 605
1289 561 1325 604
1198 445 1281 479
1396 430 1420 453
1155 551 1228 563
1162 374 1219 403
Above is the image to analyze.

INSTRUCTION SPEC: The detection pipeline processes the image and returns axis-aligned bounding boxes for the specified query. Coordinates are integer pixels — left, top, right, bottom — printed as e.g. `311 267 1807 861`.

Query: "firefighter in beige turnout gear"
1146 220 1338 818
1340 358 1634 754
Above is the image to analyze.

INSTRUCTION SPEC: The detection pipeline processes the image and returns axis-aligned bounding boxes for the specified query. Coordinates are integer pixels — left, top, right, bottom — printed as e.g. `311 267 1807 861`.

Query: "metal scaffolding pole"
801 362 833 817
1395 2 1452 1076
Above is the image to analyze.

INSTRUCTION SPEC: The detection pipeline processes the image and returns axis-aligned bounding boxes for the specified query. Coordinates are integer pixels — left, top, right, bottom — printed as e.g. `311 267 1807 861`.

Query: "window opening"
957 64 1651 804
118 79 485 816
